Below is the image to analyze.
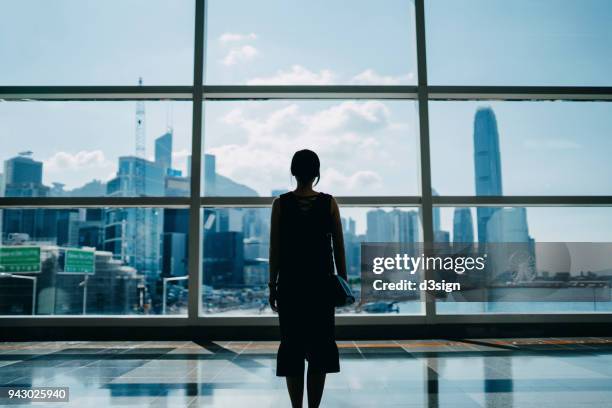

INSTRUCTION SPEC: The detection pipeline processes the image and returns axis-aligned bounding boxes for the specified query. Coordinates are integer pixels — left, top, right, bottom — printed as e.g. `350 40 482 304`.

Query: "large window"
0 208 189 315
203 101 419 196
205 0 417 85
1 0 611 324
201 207 423 315
426 0 612 86
0 0 195 85
430 101 612 196
434 207 612 314
0 101 192 198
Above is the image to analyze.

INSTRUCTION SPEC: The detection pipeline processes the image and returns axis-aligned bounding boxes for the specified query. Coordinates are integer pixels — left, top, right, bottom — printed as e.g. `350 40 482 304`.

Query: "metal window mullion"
187 0 205 324
202 85 417 100
427 86 612 101
2 85 612 102
432 196 612 206
3 312 612 327
0 86 192 100
198 196 422 207
0 197 190 208
414 0 436 321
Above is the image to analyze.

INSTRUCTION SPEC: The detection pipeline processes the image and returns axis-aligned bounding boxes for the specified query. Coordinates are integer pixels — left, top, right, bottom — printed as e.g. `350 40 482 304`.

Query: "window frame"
1 0 612 329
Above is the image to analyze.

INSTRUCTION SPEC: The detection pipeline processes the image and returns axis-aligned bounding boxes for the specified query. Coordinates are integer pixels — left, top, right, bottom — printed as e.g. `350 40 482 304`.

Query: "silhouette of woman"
269 149 348 408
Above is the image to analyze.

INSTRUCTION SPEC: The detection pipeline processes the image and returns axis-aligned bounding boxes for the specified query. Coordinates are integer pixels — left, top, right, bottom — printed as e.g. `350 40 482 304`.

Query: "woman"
268 149 348 408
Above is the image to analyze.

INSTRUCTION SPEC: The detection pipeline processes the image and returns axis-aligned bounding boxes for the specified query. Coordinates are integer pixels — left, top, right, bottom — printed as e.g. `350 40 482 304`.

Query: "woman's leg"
306 366 327 408
286 375 305 408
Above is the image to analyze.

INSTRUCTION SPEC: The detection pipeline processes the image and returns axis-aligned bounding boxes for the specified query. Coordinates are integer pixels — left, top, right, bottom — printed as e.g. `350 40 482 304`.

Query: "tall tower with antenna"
133 77 147 285
135 77 146 161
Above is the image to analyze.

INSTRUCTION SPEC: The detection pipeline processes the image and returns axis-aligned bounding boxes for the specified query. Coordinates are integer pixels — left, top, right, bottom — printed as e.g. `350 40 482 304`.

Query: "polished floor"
1 338 612 407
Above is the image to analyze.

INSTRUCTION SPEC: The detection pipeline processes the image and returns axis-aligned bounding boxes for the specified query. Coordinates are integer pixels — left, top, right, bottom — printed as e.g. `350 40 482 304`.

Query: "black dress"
276 192 340 377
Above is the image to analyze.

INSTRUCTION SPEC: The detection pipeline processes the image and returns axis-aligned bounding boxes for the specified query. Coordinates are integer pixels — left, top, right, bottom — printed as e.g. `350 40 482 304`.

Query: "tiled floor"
1 338 612 407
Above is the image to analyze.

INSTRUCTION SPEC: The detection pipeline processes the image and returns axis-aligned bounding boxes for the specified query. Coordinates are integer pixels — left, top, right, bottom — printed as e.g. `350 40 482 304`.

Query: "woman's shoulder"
311 192 334 204
276 192 293 203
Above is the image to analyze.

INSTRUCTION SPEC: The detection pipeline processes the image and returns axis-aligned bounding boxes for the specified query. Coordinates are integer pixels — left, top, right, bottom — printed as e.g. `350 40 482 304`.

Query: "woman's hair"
290 149 320 185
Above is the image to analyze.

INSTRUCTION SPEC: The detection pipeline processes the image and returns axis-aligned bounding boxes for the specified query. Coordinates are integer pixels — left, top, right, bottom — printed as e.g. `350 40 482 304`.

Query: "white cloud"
218 32 259 66
43 150 116 189
222 45 259 66
351 69 415 85
44 150 112 172
246 65 335 85
247 66 416 86
207 101 404 195
219 32 257 44
309 101 390 133
320 168 383 192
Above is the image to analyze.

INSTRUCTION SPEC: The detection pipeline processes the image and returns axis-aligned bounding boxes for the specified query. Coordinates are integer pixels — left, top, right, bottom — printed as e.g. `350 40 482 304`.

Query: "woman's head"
291 149 320 186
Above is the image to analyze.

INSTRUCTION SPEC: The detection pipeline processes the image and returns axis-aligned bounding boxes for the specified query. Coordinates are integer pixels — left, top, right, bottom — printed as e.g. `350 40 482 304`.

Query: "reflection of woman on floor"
269 149 348 408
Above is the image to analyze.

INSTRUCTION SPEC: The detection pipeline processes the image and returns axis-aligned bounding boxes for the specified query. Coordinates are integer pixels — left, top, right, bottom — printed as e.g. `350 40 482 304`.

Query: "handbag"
330 274 355 307
325 195 355 308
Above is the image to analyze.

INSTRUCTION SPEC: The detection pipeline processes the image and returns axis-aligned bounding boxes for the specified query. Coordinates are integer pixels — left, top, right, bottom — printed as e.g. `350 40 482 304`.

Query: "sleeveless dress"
276 192 340 376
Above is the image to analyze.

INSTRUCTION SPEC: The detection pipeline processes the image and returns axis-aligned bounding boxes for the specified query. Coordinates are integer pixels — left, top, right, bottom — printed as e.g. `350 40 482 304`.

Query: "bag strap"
326 193 337 277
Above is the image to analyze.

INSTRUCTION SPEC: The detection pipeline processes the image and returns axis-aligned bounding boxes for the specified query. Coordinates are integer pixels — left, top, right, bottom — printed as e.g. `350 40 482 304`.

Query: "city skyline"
2 102 612 315
1 0 612 316
3 99 608 241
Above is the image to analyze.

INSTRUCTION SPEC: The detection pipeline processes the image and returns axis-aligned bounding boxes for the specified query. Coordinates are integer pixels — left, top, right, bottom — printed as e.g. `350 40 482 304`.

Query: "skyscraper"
204 154 217 196
367 209 390 242
2 154 57 243
0 172 5 197
366 209 419 243
202 153 257 196
472 107 535 283
487 207 530 242
432 188 441 234
3 154 49 197
107 157 164 197
104 156 164 285
473 107 502 243
155 131 173 174
452 208 474 243
161 209 189 278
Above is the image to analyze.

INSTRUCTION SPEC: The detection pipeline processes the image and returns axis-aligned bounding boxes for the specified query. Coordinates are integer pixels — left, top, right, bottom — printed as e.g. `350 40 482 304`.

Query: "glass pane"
430 101 612 196
0 0 194 85
205 0 416 85
426 0 612 85
202 100 419 196
434 206 612 314
0 101 192 197
200 206 423 315
0 208 189 316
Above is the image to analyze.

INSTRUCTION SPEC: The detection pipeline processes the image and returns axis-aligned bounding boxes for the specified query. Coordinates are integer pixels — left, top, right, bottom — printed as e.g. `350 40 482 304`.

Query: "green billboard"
0 246 41 273
63 249 95 274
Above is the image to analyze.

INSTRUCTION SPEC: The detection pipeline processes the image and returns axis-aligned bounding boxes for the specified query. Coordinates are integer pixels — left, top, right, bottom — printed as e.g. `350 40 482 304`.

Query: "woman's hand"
269 285 278 313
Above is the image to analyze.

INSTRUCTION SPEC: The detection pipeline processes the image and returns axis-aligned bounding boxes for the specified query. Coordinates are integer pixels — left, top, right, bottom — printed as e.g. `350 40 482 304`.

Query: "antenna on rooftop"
135 77 146 159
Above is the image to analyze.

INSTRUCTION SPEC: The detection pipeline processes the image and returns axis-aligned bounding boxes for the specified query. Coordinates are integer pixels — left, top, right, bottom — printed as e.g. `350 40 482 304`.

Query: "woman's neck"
293 183 317 196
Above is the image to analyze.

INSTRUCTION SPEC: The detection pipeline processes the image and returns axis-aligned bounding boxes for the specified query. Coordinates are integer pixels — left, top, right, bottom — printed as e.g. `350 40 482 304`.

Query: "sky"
1 0 612 241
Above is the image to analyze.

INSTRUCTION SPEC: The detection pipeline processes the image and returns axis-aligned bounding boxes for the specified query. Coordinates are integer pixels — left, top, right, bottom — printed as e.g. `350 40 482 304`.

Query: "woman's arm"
330 197 348 280
268 198 280 311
